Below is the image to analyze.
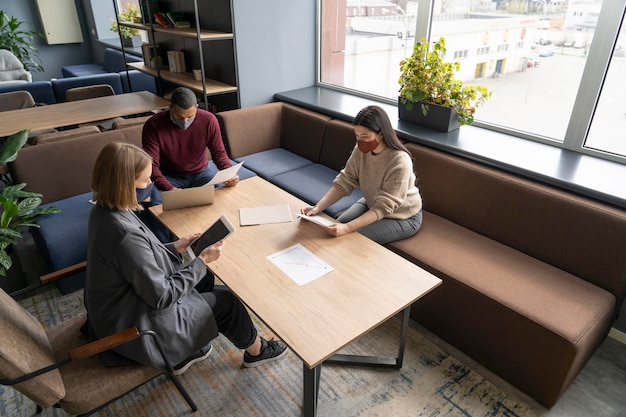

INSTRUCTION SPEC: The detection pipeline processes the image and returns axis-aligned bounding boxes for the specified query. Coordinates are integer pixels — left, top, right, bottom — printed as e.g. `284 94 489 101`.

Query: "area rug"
1 288 541 417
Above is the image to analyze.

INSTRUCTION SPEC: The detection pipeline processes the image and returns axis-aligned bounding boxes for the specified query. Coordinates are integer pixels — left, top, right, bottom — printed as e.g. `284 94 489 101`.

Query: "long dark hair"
353 105 410 155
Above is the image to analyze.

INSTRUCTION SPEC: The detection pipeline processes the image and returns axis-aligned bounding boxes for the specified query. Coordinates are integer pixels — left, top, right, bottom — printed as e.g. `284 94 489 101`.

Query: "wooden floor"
4 230 626 417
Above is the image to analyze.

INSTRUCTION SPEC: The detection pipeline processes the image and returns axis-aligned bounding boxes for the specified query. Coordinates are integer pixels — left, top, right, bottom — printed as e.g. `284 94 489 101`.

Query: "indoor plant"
0 11 44 72
0 129 59 277
111 4 142 47
398 37 491 132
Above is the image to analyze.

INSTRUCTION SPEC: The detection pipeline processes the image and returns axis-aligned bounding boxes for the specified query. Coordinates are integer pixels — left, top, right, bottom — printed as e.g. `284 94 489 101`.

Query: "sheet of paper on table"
267 243 334 286
239 204 293 226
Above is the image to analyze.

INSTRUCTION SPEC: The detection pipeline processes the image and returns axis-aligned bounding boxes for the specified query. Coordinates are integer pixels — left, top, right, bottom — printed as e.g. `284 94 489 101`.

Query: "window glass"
319 0 626 161
432 0 596 142
584 19 626 156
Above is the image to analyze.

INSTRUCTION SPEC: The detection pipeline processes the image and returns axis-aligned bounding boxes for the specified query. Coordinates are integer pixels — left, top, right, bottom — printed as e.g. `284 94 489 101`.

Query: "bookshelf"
114 0 239 111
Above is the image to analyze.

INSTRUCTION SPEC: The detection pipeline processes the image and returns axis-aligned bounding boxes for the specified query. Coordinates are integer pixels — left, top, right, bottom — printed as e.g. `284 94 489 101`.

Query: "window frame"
315 0 626 165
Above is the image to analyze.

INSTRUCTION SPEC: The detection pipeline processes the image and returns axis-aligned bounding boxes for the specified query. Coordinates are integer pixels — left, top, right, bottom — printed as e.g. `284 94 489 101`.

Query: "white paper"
206 162 244 186
267 243 334 286
239 205 293 226
295 213 335 227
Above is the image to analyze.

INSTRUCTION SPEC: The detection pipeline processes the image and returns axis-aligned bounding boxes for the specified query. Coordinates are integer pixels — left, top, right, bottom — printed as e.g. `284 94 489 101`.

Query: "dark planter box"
122 35 142 48
398 98 460 132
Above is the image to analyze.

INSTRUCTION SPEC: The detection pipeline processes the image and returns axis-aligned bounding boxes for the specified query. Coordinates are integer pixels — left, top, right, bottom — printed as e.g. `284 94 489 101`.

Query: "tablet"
188 214 236 258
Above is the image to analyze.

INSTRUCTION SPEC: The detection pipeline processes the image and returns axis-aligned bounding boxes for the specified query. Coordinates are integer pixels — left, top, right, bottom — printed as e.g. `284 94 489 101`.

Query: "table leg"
303 363 321 417
325 306 411 368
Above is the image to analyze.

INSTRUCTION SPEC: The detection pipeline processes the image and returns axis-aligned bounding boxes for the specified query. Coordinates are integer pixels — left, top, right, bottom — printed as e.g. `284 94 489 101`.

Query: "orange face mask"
357 139 378 154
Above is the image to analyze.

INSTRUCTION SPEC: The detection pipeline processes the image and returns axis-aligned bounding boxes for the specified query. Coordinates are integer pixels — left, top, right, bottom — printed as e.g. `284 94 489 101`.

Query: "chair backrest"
0 90 36 112
0 288 66 407
0 49 32 83
112 114 152 130
66 84 115 102
29 125 101 145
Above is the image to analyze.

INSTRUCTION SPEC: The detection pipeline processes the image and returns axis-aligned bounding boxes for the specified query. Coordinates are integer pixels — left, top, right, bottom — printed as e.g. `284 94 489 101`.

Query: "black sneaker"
173 344 213 375
243 337 288 368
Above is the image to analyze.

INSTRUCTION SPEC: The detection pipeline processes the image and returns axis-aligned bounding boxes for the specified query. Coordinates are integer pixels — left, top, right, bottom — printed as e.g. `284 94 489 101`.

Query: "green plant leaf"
0 130 28 164
0 249 11 277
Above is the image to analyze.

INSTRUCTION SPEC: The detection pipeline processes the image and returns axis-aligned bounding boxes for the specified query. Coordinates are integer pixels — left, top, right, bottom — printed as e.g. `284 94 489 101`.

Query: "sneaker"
243 337 288 368
173 344 213 375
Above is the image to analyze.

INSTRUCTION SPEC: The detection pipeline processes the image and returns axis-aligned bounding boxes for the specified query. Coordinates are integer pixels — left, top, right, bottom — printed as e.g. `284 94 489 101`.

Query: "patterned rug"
1 287 541 417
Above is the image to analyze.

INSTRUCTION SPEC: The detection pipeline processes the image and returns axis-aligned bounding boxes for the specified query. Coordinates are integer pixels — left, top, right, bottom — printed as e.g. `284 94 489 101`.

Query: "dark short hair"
91 142 152 210
170 87 198 109
354 105 409 154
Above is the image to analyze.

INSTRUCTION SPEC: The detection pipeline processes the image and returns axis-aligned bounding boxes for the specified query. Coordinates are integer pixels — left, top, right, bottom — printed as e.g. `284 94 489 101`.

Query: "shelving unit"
114 0 239 111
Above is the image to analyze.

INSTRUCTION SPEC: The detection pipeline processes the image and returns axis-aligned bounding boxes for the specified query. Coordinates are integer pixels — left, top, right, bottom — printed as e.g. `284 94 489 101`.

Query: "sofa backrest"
51 73 124 103
0 81 56 104
217 102 283 159
405 142 626 307
319 119 355 171
280 103 331 162
102 48 142 73
9 126 143 204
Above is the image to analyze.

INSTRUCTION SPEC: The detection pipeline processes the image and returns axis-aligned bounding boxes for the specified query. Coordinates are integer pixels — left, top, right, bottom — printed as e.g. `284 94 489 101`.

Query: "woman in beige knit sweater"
301 105 423 245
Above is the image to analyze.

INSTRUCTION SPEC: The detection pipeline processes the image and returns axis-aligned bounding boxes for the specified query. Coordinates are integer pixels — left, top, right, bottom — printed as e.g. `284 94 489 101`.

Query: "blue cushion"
52 73 124 103
32 193 93 293
103 48 142 73
119 70 157 94
62 64 107 78
236 149 313 180
0 81 56 104
270 164 363 218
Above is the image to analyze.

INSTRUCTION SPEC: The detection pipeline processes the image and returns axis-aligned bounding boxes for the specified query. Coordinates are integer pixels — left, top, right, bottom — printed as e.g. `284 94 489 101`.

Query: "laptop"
161 185 215 211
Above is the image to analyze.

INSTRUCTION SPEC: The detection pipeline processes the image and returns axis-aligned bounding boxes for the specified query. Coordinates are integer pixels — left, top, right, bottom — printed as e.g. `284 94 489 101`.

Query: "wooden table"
150 176 441 416
0 91 169 137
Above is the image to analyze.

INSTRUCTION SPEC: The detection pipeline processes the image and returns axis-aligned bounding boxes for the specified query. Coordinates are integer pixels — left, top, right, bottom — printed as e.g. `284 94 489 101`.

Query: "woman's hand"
173 233 201 254
326 223 350 237
301 205 320 216
198 240 225 265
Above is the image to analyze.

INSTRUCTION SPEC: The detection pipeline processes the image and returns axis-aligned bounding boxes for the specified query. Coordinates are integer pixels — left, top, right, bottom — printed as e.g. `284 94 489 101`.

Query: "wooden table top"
150 176 441 368
0 91 169 137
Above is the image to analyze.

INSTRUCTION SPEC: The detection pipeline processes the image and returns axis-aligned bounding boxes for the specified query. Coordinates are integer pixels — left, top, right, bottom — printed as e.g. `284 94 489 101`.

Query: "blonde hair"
91 142 152 210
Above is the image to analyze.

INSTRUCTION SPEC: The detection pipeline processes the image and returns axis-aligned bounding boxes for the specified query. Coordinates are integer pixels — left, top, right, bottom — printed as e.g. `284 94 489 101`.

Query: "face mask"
136 183 154 203
357 139 378 154
170 114 195 130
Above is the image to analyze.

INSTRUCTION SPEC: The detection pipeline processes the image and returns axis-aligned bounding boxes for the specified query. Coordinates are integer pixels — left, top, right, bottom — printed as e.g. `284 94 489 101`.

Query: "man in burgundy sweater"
142 87 239 202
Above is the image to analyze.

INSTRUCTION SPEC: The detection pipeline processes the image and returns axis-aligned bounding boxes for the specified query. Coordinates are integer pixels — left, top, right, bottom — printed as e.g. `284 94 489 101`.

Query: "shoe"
173 344 213 375
243 337 288 368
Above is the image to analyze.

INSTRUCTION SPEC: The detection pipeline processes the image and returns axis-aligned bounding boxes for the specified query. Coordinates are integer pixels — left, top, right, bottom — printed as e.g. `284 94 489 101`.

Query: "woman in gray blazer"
84 142 287 374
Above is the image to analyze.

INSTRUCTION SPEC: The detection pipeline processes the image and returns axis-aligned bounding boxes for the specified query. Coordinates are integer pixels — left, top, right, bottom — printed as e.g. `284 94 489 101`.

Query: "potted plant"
0 129 59 277
0 11 44 72
111 4 143 48
398 37 491 132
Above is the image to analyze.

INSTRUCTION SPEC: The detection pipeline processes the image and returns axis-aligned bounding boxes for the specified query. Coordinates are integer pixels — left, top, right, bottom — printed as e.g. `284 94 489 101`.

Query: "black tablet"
189 214 236 257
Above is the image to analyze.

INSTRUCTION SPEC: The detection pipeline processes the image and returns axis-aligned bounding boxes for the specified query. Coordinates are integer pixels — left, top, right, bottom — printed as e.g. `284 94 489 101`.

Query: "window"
319 0 626 164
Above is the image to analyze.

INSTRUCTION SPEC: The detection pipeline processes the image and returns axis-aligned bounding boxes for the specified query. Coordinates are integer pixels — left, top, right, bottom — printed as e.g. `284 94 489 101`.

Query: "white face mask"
170 113 195 130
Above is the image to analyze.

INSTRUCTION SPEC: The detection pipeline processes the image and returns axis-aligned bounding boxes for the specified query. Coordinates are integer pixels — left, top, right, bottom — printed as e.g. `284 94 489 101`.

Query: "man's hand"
223 175 240 187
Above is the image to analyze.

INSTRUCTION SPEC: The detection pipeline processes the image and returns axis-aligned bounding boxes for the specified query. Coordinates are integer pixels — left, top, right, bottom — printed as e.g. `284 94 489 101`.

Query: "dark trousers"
200 284 258 350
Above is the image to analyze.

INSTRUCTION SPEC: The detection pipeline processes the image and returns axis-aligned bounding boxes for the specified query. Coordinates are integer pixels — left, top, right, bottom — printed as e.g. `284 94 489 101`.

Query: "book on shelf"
153 12 170 28
166 11 191 28
167 50 186 73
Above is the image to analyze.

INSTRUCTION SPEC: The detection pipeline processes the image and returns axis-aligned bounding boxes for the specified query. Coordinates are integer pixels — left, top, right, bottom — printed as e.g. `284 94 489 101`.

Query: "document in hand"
188 214 236 258
206 162 244 186
295 213 336 227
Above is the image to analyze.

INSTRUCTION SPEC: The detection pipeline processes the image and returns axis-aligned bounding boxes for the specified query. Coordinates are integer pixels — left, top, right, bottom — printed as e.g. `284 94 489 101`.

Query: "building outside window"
319 0 626 164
